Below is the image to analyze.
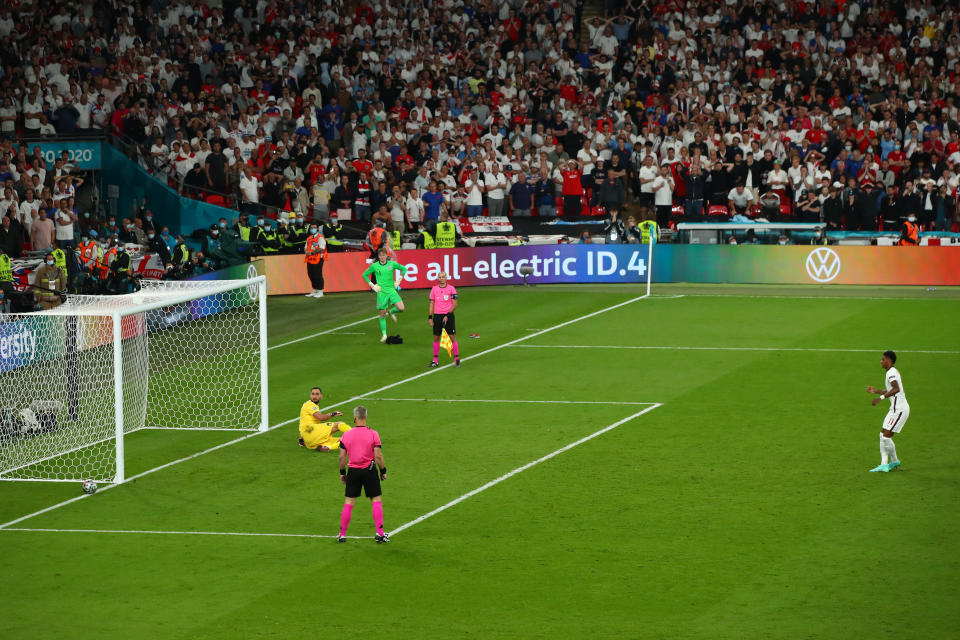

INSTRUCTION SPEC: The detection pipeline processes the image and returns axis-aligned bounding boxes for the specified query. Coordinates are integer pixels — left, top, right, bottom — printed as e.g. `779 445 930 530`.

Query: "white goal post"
0 276 267 483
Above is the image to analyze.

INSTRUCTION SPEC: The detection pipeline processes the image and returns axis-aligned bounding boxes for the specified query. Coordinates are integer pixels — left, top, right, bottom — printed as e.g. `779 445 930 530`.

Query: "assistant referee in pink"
429 271 460 367
337 405 389 543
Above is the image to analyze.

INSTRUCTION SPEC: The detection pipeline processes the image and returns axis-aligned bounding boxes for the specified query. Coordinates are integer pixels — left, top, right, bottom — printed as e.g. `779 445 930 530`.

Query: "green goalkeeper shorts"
376 290 403 310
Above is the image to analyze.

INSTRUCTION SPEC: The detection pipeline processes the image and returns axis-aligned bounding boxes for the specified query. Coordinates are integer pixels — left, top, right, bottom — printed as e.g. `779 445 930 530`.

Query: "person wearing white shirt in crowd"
463 167 485 217
637 155 658 209
404 186 424 230
18 189 40 236
766 160 789 194
651 165 675 228
484 163 507 217
239 167 261 208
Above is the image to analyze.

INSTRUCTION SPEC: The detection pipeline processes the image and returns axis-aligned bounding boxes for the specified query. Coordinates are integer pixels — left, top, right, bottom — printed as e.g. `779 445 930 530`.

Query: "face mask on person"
108 220 116 227
845 145 852 151
310 227 318 235
259 220 267 227
212 230 219 237
45 259 54 266
145 216 152 222
814 231 822 239
908 215 916 223
296 217 304 224
126 224 134 230
148 233 155 239
83 212 90 218
219 222 227 229
117 246 125 253
778 239 788 245
162 230 169 236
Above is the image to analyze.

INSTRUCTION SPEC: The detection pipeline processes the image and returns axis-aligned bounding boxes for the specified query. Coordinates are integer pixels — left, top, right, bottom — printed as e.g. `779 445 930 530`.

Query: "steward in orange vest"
303 225 327 298
898 215 919 245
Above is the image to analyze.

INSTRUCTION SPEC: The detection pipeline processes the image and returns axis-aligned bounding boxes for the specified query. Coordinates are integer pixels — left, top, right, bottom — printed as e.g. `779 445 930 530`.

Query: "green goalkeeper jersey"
362 260 407 293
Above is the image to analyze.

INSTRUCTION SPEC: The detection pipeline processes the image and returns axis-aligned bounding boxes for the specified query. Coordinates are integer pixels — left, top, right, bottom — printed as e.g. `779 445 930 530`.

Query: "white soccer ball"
81 480 98 495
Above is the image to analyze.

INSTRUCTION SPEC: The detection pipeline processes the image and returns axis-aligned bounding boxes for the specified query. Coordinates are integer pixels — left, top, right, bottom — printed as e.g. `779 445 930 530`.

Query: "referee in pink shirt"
338 405 389 543
429 271 459 367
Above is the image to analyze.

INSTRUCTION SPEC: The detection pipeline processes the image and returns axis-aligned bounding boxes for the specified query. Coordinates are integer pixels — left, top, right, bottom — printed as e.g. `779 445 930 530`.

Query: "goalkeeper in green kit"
362 246 408 342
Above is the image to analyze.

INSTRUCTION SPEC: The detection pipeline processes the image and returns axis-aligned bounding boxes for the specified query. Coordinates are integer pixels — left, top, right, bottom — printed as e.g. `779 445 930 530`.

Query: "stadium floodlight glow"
0 277 268 483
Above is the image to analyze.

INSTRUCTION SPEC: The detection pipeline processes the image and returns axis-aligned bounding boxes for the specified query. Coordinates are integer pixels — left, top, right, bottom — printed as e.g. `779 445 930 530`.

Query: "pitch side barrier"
256 245 960 295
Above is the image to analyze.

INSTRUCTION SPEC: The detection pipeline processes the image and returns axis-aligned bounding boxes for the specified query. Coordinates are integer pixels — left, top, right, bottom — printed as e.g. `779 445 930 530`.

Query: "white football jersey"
884 366 908 412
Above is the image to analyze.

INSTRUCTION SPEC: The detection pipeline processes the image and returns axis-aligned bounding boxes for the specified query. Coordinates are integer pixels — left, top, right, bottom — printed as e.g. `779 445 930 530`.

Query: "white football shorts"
882 406 910 433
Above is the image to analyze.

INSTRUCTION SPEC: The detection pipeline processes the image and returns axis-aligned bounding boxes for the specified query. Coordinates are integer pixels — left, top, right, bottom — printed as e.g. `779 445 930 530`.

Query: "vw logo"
246 263 259 299
805 247 841 283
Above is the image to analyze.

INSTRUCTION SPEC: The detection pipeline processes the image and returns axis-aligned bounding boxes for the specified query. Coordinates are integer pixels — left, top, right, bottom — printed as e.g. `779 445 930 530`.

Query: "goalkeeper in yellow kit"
299 386 350 451
362 246 408 343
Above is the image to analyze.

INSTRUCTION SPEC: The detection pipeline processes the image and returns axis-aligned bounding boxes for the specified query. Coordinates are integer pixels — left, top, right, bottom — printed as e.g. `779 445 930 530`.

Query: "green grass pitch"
1 283 959 639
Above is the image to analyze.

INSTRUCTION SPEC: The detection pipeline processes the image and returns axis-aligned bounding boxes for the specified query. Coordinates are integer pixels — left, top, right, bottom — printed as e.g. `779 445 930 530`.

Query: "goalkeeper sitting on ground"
299 386 349 452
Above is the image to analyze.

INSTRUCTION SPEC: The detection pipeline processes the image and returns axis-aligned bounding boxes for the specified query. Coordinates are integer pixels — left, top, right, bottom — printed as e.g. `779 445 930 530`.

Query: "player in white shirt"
865 350 909 472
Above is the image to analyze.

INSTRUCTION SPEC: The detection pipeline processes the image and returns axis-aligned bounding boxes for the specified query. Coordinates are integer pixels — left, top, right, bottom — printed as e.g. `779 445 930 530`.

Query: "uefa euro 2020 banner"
20 141 102 170
260 245 960 295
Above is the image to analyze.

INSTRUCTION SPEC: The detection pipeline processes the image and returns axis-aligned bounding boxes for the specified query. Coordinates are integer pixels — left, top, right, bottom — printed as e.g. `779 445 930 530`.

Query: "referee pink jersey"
429 284 457 314
339 426 382 468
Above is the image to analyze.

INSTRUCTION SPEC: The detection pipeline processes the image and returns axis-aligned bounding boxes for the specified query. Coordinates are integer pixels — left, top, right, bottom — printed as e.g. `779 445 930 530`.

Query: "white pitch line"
359 397 657 406
4 402 663 541
514 344 960 355
0 290 651 530
268 315 379 351
390 403 663 536
1 528 364 539
668 292 957 301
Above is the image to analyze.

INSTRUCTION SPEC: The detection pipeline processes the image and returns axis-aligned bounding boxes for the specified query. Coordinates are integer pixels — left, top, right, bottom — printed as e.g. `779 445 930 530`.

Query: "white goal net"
0 277 267 483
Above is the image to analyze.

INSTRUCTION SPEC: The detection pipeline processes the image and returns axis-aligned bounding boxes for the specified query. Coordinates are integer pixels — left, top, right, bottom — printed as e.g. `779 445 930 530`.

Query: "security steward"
99 241 118 281
418 223 435 249
234 213 254 242
322 213 344 253
51 242 68 274
34 252 67 310
433 211 457 248
77 230 101 273
276 217 294 254
172 235 192 272
638 218 658 244
387 220 402 252
364 220 389 259
108 243 134 293
289 213 309 254
304 223 327 298
0 245 13 293
898 213 919 246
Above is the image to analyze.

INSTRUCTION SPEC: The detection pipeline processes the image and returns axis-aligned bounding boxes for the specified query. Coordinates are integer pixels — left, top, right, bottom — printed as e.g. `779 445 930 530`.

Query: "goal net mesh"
0 279 264 482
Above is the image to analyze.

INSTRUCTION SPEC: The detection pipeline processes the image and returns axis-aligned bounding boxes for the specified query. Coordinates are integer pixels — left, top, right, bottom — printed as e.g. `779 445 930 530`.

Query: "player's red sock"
339 503 354 537
452 341 459 357
372 501 384 535
432 341 439 362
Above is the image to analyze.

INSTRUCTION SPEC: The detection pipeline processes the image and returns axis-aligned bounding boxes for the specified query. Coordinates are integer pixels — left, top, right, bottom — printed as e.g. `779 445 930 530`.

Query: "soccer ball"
81 480 98 495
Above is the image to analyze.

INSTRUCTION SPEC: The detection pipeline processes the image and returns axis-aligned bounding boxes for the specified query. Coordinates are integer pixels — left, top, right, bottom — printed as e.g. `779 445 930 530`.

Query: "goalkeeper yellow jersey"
299 401 350 449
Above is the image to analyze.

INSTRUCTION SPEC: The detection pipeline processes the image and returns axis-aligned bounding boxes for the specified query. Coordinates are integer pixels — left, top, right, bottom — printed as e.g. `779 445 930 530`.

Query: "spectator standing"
422 181 445 224
651 166 675 229
31 208 55 251
485 164 508 218
559 160 584 217
509 173 535 217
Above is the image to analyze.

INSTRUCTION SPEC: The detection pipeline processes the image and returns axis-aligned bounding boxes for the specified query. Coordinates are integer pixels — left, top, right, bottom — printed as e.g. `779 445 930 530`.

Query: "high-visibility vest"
100 247 117 279
79 241 99 269
52 248 67 271
238 223 252 242
111 251 131 274
172 243 191 265
323 222 344 246
420 229 435 249
434 221 456 248
261 229 279 253
0 253 11 283
365 227 386 253
638 220 658 244
390 230 402 251
305 233 326 264
898 221 919 245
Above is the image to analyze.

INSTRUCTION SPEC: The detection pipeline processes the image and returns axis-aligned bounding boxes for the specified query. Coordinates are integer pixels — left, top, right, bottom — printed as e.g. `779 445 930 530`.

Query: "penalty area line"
0 290 653 531
1 402 663 541
359 397 657 406
389 402 663 537
513 344 960 355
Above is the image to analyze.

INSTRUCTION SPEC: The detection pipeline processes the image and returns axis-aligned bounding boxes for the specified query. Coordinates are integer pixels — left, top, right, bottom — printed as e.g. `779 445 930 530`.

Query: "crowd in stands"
0 0 959 252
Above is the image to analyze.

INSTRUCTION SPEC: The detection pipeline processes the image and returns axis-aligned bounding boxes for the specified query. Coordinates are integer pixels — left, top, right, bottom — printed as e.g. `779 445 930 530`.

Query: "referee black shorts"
345 463 382 499
432 313 455 336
